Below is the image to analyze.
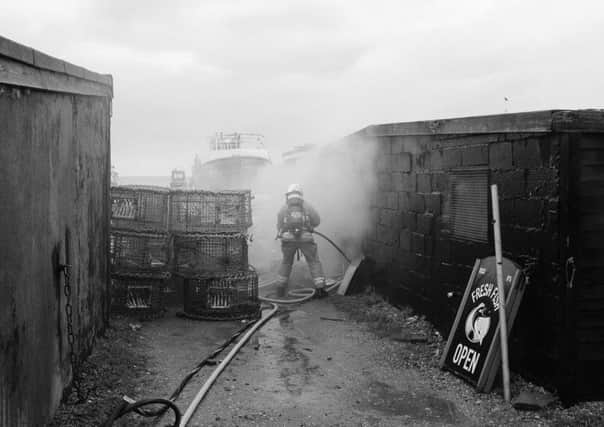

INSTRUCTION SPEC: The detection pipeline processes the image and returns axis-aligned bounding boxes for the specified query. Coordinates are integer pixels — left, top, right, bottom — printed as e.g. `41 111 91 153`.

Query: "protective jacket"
277 201 320 242
276 200 325 290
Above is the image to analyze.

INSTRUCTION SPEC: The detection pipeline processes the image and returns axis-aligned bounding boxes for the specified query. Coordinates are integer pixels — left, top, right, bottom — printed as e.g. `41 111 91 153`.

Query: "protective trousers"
277 240 325 289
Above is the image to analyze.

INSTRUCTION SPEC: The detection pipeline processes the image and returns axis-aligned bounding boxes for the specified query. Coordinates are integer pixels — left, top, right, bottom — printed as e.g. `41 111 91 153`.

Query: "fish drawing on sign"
465 302 492 345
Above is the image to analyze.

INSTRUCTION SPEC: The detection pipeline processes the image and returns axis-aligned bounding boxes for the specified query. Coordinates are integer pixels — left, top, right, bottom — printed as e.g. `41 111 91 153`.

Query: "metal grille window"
450 169 489 243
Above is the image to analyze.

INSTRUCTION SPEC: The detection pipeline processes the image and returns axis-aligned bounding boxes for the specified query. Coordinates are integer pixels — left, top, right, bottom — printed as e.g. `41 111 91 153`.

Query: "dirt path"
51 288 604 426
140 299 472 426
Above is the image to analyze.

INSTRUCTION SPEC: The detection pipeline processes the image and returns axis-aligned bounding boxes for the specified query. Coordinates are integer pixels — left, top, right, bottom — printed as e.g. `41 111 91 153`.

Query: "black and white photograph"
1 1 604 425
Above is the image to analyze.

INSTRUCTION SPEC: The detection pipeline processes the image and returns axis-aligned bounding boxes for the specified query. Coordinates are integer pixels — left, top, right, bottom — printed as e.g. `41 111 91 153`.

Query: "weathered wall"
0 36 112 425
367 131 560 371
352 110 604 399
567 131 604 399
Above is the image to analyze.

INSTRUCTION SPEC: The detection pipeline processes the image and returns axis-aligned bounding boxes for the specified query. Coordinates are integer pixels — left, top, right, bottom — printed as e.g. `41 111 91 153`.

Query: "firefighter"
275 184 328 298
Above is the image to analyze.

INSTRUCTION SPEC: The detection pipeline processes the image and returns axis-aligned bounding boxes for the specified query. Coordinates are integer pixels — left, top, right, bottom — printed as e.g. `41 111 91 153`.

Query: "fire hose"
104 231 351 425
102 282 341 426
258 276 341 303
259 228 354 304
179 302 279 425
179 274 343 425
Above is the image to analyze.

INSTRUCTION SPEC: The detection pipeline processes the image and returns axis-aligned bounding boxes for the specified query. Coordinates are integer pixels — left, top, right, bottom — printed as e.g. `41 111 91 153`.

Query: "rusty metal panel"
450 169 489 243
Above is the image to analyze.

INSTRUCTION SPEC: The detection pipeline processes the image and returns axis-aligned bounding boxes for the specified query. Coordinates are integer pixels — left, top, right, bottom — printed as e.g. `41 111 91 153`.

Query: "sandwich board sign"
439 256 526 392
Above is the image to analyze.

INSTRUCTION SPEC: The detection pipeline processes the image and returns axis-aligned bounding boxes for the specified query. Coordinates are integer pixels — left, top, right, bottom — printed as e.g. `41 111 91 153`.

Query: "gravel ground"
49 316 165 427
331 292 604 427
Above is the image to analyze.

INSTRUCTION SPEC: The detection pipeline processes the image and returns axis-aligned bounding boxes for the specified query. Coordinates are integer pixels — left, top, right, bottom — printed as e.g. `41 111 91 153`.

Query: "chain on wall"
60 262 86 403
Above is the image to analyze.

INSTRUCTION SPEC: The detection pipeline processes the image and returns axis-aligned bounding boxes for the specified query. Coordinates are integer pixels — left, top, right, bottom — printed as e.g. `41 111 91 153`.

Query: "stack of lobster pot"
169 190 259 320
110 185 171 317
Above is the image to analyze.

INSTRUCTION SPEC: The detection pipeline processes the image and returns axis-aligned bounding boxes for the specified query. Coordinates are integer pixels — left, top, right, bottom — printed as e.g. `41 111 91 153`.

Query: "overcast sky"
1 0 603 175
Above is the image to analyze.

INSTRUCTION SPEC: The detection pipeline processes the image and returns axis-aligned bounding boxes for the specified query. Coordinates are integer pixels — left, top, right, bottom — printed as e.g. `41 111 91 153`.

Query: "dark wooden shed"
0 35 112 425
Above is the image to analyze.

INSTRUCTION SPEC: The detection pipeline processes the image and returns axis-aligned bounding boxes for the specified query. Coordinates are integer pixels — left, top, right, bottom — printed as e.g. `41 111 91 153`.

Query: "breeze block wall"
0 36 112 425
352 110 604 401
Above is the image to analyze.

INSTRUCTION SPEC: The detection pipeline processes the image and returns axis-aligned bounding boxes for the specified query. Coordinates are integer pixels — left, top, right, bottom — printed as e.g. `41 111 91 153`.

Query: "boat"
192 132 272 190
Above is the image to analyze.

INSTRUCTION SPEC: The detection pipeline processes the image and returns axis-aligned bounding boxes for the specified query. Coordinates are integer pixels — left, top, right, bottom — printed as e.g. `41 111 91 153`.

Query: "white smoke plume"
248 137 377 279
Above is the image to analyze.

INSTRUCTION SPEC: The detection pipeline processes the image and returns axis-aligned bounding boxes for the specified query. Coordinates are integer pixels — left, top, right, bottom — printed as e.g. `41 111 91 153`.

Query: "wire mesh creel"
110 230 171 274
110 271 171 318
169 190 252 233
111 185 170 232
172 232 249 274
181 270 260 320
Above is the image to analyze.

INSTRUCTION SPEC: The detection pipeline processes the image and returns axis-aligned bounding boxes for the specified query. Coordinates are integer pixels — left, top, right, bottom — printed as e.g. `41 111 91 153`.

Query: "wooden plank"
578 250 604 266
579 166 604 182
577 343 604 360
577 318 604 329
553 110 604 133
578 265 604 278
32 49 65 74
0 36 34 64
580 231 604 248
579 150 604 166
577 302 604 312
64 61 87 79
580 214 604 230
559 133 578 397
576 181 604 197
576 330 604 344
578 134 604 149
0 56 112 97
579 196 604 213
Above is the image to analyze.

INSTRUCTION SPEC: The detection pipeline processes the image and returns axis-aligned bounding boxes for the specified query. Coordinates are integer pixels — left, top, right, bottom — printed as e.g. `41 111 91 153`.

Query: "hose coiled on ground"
100 398 181 427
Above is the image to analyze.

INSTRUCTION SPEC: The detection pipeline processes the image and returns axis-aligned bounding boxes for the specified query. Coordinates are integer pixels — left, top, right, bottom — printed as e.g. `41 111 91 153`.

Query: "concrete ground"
141 295 472 426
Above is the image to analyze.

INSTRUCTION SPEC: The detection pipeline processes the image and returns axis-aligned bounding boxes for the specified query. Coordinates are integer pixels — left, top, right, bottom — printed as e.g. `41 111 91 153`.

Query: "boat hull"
193 156 271 190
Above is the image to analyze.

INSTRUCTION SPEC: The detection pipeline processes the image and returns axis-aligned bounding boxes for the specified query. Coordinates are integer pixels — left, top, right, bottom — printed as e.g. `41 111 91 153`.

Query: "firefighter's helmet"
286 184 303 201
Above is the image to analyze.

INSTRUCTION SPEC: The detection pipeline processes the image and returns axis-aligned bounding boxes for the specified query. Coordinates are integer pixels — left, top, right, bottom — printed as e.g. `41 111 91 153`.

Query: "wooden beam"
552 110 604 133
0 35 112 90
365 110 555 136
347 109 604 139
0 56 112 98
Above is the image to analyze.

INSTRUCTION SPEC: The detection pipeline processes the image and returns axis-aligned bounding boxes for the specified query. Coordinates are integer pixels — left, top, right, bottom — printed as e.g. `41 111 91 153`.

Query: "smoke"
248 137 377 279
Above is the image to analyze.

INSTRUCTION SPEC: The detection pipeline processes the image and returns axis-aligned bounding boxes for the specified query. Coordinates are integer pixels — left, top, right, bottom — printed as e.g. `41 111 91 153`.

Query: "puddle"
279 336 319 395
358 380 465 424
277 309 308 326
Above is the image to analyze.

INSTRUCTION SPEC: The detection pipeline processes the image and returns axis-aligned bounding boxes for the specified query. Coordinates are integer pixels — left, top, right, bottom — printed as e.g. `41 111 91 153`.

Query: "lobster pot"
110 230 170 273
110 272 169 317
173 232 248 274
169 190 252 233
111 185 170 231
182 271 260 320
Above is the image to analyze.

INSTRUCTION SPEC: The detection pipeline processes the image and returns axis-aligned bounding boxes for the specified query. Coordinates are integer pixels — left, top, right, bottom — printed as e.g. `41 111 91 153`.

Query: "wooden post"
490 184 511 402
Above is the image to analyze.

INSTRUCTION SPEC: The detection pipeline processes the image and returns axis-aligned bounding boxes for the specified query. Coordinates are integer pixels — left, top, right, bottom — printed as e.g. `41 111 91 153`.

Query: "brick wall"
359 117 564 386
